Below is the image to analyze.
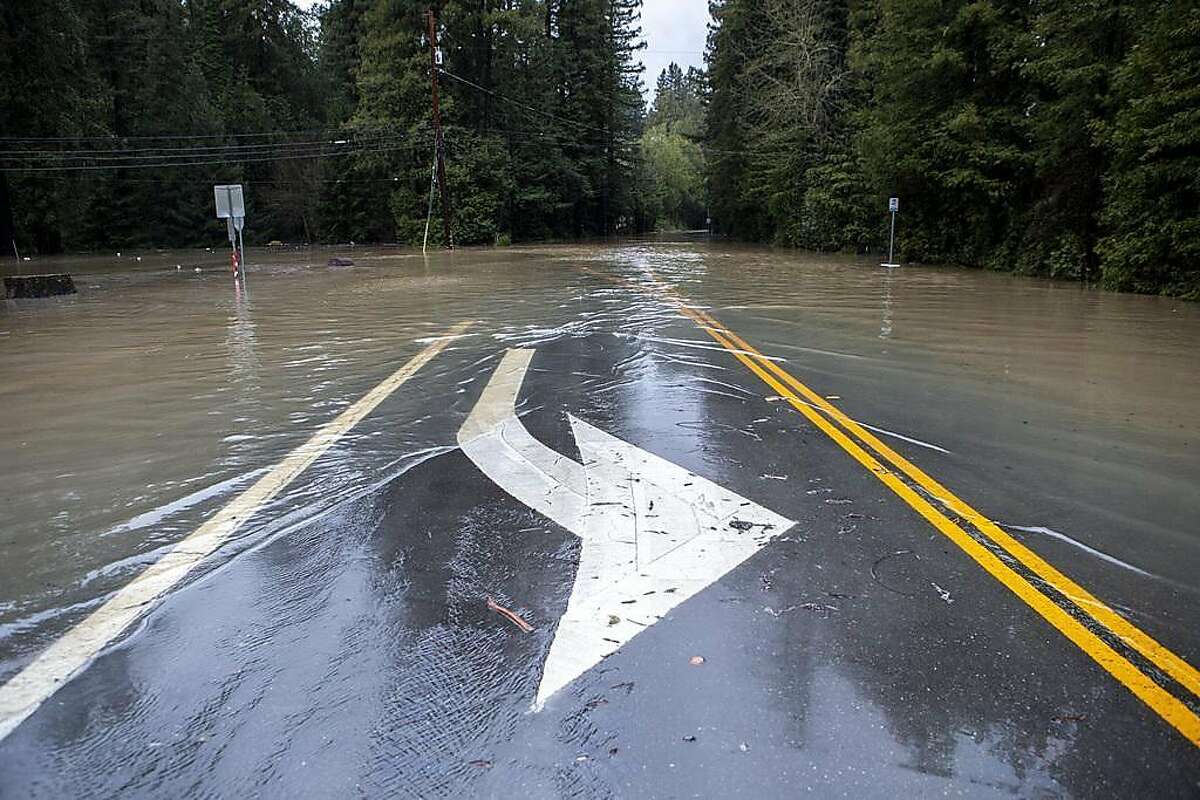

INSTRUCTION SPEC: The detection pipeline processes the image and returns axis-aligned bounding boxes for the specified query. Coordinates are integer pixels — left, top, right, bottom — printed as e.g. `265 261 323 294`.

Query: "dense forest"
707 0 1200 297
0 0 658 251
1 0 1197 297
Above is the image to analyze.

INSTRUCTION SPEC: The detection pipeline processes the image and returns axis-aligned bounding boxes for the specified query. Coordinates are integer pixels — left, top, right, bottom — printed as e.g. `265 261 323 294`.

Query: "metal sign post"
882 196 900 268
214 184 247 280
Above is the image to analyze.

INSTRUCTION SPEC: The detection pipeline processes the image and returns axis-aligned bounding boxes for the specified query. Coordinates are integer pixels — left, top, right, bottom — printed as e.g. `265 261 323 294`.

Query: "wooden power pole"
426 8 453 249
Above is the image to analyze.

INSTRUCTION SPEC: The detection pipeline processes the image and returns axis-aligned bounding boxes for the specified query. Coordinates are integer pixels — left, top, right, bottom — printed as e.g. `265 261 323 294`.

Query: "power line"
0 138 408 168
0 141 427 173
1 122 761 172
437 67 630 142
1 142 399 166
0 126 379 144
1 130 407 158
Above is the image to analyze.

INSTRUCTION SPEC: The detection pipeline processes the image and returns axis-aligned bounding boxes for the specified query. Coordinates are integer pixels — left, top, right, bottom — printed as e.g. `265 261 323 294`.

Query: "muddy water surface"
3 239 1199 681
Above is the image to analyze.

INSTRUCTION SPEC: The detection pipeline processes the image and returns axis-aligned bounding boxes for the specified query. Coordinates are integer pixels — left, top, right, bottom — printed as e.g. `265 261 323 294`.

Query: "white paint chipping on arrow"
458 349 794 710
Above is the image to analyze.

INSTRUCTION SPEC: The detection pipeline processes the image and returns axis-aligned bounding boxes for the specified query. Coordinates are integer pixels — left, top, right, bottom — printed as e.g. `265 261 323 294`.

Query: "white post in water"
882 196 900 268
214 184 247 281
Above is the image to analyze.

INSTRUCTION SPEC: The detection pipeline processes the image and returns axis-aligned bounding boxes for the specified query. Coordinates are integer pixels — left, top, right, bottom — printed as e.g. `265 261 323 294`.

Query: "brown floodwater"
2 238 1199 679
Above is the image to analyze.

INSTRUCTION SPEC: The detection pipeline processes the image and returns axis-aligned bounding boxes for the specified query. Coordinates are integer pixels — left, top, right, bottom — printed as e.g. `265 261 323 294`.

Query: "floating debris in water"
486 596 534 632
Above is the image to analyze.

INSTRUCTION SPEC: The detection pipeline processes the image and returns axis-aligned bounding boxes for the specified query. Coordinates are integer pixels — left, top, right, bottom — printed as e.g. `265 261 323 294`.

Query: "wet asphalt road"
1 243 1199 797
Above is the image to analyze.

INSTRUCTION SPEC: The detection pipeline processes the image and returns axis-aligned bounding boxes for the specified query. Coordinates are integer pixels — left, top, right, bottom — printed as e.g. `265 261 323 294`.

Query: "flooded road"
1 240 1198 796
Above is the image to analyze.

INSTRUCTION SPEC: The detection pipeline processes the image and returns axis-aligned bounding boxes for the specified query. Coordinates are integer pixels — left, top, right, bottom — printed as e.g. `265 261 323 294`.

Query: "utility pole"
426 8 453 249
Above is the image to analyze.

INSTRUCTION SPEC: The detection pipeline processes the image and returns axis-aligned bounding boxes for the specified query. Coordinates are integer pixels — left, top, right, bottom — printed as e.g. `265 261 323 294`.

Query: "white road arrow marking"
458 349 794 710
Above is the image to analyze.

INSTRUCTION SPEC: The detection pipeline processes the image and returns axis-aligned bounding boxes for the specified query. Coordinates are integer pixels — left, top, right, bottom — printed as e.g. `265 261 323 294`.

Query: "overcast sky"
295 0 711 101
637 0 711 97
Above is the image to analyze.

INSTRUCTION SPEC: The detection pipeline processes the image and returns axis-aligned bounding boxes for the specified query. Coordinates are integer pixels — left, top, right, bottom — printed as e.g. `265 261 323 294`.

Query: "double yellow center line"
616 270 1200 747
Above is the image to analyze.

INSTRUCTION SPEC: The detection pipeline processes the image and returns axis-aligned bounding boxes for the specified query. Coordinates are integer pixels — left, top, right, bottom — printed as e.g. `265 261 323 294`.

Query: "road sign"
213 184 247 280
883 197 901 267
213 184 245 219
458 348 794 710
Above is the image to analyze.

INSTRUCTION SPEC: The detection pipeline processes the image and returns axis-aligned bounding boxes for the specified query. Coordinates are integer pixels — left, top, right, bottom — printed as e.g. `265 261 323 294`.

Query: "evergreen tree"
648 64 705 137
854 0 1033 265
642 62 706 229
3 0 1196 298
705 0 769 239
1098 1 1200 297
0 0 105 253
1012 0 1129 280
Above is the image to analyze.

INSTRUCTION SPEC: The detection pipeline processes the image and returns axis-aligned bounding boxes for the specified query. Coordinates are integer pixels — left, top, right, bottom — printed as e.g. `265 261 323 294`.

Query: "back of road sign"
214 184 247 281
214 185 245 219
889 196 899 212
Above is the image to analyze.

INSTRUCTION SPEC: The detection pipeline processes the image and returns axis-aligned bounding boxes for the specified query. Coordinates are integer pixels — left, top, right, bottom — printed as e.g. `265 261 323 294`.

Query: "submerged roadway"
0 243 1198 797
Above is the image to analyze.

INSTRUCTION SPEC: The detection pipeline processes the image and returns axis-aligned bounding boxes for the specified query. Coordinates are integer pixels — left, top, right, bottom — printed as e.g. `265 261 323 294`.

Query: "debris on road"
486 596 534 632
799 602 840 613
761 473 788 480
689 655 705 666
931 582 954 604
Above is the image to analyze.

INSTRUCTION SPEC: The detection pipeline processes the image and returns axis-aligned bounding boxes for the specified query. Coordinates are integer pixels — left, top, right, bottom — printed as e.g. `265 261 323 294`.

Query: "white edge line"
0 320 473 742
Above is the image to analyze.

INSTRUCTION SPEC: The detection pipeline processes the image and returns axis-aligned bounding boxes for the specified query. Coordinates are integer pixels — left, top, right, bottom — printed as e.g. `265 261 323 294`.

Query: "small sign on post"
214 184 247 280
882 196 900 268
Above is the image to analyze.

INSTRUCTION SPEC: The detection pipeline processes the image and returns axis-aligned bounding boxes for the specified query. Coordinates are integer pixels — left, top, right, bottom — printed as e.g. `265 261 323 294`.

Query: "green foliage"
0 0 328 252
648 64 706 137
641 64 707 230
641 125 704 229
854 0 1034 265
788 144 874 252
5 0 1196 300
0 0 652 252
393 131 513 247
704 0 1199 297
706 0 770 240
1097 1 1200 298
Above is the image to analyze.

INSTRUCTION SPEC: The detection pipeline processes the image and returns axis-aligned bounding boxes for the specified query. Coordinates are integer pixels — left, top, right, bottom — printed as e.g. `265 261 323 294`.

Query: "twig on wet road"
486 596 534 633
